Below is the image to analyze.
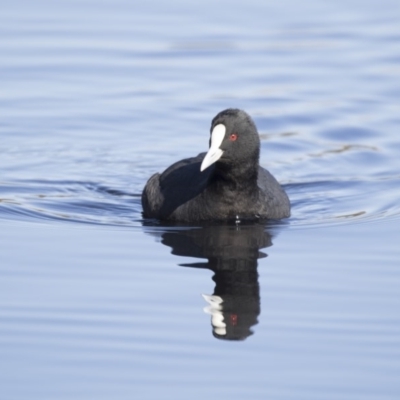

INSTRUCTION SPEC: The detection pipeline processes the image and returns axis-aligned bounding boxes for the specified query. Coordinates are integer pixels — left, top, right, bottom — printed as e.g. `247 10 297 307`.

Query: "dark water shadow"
143 221 281 341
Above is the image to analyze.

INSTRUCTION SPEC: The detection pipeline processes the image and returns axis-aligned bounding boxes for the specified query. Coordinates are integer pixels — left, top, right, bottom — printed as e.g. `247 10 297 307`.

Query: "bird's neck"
212 160 259 193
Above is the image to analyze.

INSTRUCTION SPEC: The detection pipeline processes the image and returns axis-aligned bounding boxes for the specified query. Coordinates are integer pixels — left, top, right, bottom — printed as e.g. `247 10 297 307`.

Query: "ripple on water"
0 173 399 229
0 180 142 227
286 176 400 228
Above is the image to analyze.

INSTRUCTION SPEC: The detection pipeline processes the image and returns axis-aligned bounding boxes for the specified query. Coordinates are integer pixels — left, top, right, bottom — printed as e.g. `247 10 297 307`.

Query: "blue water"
1 1 400 399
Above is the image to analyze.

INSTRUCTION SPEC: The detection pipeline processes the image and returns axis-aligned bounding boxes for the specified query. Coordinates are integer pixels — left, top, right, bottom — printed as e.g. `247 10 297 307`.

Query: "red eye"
229 133 238 141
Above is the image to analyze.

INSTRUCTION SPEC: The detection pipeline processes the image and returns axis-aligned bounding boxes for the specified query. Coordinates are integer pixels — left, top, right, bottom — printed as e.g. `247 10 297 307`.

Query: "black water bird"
142 109 290 222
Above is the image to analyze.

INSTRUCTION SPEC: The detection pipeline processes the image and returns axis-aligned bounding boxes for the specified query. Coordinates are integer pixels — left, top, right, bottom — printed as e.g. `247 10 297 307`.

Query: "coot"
142 109 290 222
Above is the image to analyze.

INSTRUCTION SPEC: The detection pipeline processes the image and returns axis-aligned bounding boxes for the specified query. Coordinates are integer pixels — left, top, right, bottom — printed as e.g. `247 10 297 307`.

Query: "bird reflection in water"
151 223 274 341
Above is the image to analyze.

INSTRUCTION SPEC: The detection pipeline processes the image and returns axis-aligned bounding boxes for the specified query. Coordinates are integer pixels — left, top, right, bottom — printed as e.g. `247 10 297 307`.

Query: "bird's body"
142 109 290 222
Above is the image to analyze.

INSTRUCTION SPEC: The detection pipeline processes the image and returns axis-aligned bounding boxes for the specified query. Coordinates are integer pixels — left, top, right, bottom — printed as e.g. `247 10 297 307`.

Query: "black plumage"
142 109 290 222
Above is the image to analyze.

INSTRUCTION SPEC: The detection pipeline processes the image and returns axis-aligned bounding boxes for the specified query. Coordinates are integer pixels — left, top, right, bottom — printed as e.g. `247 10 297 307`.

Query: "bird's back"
257 167 290 219
142 153 212 219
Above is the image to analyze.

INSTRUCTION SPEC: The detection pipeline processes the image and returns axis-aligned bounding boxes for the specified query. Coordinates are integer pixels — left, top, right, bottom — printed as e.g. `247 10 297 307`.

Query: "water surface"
1 1 400 399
